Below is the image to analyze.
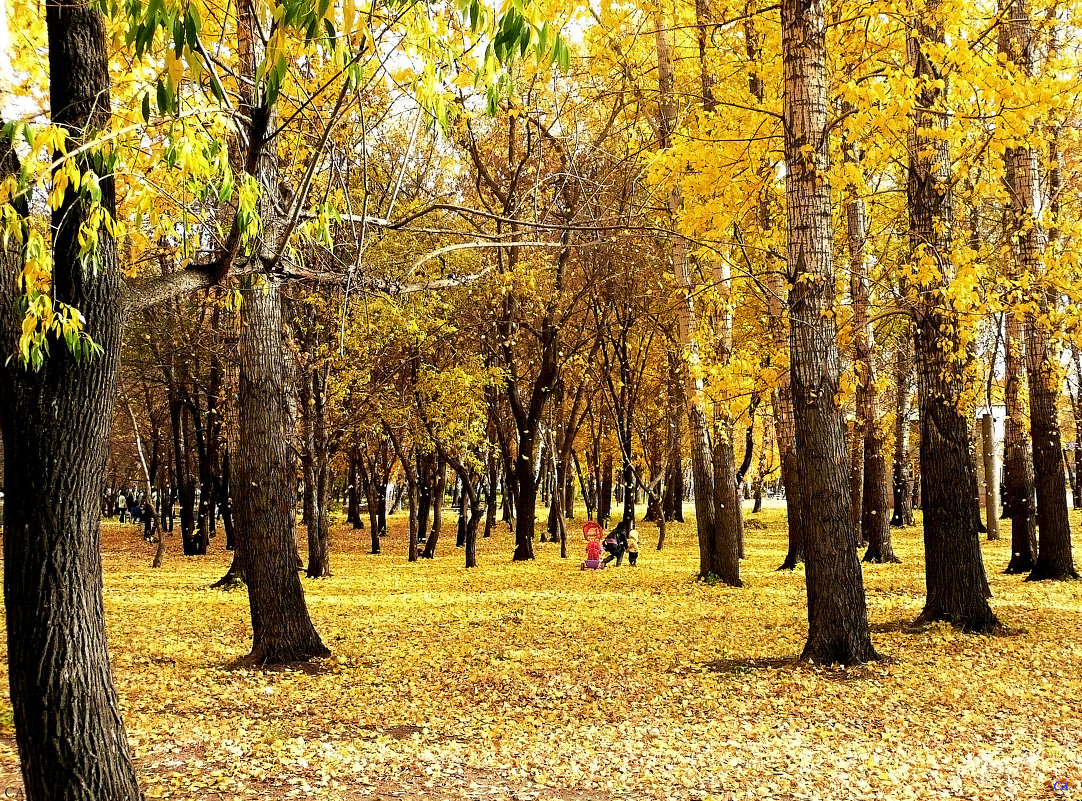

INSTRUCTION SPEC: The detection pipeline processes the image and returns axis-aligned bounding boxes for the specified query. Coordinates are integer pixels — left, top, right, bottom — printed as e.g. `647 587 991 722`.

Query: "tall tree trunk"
844 115 895 563
348 451 362 529
598 451 613 523
512 436 538 560
664 349 686 523
0 8 143 790
781 0 877 663
1001 5 1076 581
848 426 864 546
235 284 329 662
655 11 719 578
909 4 997 630
358 456 382 554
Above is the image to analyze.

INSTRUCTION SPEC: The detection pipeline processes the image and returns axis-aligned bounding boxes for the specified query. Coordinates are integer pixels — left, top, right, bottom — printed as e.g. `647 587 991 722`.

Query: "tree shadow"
703 655 798 675
871 618 1028 637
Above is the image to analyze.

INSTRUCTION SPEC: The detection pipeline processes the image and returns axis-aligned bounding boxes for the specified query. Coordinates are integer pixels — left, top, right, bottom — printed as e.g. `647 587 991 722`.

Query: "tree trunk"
512 441 537 560
598 451 613 523
422 459 447 558
774 384 805 569
909 4 997 630
998 1 1075 580
235 283 329 662
655 13 720 579
348 452 362 528
849 425 864 546
1 14 143 792
781 0 878 663
980 413 1000 542
890 337 915 527
844 145 895 563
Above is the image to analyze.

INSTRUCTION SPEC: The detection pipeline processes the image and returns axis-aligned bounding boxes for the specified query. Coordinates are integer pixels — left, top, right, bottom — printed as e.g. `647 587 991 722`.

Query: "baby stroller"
581 521 606 570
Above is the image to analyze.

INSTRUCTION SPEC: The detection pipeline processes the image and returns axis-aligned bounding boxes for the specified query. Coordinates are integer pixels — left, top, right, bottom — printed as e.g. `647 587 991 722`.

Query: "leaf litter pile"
0 505 1080 801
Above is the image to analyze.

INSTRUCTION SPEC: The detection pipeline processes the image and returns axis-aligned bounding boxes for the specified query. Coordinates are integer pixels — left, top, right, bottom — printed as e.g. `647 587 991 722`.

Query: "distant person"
117 493 127 523
142 501 154 541
626 527 639 566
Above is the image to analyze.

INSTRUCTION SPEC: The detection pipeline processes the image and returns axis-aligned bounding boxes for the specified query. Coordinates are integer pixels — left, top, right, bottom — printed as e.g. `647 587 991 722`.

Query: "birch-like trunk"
655 11 719 579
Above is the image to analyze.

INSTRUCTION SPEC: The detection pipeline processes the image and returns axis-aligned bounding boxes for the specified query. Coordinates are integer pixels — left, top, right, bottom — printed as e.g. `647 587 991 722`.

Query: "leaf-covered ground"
1 503 1081 800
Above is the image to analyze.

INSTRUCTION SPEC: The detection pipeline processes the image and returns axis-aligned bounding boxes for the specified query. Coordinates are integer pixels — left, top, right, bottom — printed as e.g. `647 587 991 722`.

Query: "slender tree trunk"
781 0 877 663
655 12 719 578
980 413 1000 542
348 452 362 528
890 337 915 527
909 5 997 630
0 12 143 790
844 124 895 563
849 426 864 546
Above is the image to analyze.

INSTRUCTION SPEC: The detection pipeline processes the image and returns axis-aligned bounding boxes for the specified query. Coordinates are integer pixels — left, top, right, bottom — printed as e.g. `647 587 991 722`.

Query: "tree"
999 0 1077 582
907 0 997 631
780 0 877 664
0 0 143 796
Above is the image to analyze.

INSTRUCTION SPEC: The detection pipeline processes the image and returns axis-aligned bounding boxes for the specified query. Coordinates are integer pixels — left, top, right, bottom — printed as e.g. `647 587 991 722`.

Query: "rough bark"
0 6 143 794
781 0 878 663
234 284 330 662
1002 4 1076 581
909 4 997 630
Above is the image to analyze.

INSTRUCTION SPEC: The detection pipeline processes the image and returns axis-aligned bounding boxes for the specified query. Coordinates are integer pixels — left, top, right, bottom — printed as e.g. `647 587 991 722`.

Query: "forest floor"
0 504 1081 800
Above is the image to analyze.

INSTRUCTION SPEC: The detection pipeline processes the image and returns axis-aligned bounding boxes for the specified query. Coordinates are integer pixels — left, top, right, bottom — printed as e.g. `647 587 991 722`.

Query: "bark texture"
908 5 997 630
0 4 142 796
781 0 877 664
1000 0 1074 581
234 284 330 663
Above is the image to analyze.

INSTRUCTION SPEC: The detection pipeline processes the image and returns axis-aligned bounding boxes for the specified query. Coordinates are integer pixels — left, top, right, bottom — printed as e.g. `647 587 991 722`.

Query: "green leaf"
156 79 170 115
141 92 152 124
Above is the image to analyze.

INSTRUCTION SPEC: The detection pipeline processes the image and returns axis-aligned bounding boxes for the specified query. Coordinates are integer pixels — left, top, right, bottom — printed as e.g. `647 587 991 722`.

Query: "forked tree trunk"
909 5 997 631
422 460 447 558
235 284 330 663
1 15 143 793
781 0 877 664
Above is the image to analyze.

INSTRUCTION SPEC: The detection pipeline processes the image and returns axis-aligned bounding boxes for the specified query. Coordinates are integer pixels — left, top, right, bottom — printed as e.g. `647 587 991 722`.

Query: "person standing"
142 500 154 541
117 492 127 523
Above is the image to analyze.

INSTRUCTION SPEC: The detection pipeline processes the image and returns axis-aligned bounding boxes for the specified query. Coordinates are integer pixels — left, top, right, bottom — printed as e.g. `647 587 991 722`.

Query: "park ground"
0 504 1081 801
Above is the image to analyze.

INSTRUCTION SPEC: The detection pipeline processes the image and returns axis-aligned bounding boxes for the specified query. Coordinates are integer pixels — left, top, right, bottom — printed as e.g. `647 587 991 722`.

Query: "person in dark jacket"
603 520 628 566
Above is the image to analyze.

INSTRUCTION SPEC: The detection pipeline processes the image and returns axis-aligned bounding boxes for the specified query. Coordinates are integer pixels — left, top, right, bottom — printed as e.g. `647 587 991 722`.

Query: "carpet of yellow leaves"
1 503 1081 800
